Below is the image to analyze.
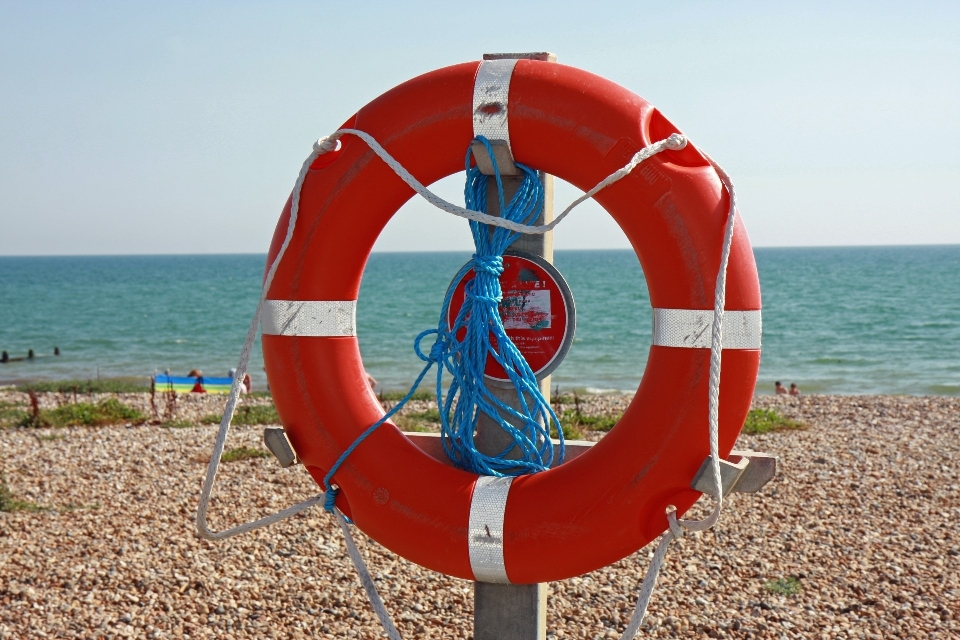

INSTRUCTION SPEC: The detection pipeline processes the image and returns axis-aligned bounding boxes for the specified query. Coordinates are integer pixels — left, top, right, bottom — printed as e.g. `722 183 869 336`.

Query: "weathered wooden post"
472 50 556 640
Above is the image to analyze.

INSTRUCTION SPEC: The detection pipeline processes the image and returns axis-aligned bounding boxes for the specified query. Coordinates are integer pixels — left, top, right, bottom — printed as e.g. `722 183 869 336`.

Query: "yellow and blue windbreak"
154 374 233 394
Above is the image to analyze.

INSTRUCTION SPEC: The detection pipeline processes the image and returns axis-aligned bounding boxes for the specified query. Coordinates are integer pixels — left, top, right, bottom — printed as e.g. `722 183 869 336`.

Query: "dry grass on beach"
0 391 958 639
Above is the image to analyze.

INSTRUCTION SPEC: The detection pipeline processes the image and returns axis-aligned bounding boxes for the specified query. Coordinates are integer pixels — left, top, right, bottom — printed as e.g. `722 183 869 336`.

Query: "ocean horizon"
1 245 958 396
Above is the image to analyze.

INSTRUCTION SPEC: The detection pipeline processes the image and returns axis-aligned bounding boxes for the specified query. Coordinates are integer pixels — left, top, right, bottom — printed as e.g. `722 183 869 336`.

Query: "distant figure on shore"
228 368 253 394
188 369 206 393
789 383 801 397
366 371 378 390
775 381 787 395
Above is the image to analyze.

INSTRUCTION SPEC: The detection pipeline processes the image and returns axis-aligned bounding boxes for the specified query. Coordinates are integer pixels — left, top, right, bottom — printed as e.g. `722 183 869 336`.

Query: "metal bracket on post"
691 450 778 497
263 426 299 468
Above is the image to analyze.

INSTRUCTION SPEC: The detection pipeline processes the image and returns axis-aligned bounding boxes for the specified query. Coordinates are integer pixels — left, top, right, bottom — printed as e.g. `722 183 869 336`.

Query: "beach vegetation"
395 408 442 432
17 398 145 428
0 475 45 513
743 409 805 435
551 422 584 441
378 389 435 402
17 377 151 394
550 388 592 405
0 400 29 428
221 446 270 463
160 418 196 429
764 576 802 595
550 388 622 435
560 409 620 433
201 404 280 426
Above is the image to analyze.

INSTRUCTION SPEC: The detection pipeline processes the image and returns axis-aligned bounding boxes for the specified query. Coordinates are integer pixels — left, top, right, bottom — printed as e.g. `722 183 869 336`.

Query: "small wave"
583 386 631 395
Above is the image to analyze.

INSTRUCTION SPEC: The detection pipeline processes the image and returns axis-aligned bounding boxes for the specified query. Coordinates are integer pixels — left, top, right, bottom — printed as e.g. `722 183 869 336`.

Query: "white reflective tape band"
652 309 762 349
473 59 518 151
468 475 513 584
261 300 356 337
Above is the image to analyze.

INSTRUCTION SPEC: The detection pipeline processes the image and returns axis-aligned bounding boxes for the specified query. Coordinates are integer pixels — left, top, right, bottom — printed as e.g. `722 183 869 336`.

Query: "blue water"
1 246 958 395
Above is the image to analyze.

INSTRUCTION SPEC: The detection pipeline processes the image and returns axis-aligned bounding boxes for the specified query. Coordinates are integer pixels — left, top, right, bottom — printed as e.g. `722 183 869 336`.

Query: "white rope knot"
663 133 687 150
624 134 686 173
666 507 684 539
313 135 341 154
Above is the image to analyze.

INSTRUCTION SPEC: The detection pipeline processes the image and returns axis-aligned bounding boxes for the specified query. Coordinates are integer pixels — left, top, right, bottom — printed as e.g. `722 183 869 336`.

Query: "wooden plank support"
475 583 548 640
472 50 556 640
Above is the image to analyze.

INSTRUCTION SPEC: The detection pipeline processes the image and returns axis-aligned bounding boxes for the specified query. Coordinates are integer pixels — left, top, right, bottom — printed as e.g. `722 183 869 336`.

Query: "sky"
1 1 957 256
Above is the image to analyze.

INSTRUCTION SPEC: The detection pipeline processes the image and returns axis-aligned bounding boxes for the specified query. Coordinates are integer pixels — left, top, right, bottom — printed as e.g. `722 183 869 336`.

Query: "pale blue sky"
1 1 957 255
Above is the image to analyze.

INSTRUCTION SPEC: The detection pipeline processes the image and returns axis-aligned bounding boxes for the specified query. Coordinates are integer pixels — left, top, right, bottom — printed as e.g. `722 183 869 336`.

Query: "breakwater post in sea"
0 347 60 363
472 50 557 640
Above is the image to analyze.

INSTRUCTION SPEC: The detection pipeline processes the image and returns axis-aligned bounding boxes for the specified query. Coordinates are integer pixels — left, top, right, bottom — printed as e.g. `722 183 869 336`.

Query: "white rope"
194 124 730 640
618 152 738 639
195 136 338 541
619 509 684 638
336 510 403 640
327 128 687 234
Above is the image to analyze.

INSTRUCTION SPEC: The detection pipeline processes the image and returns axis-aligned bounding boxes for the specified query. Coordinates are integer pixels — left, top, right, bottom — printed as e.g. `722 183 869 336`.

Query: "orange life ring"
261 59 761 584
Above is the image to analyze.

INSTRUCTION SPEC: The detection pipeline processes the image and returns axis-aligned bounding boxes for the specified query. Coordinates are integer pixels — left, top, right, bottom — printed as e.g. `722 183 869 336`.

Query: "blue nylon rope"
323 136 564 512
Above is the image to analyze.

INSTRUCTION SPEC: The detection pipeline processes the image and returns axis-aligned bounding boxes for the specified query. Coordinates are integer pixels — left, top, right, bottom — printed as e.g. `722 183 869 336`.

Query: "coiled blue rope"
323 136 564 511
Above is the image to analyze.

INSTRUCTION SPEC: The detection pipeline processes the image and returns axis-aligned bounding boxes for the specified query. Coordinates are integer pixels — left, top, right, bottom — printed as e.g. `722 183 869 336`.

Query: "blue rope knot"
464 290 502 305
414 329 444 363
465 254 504 306
320 135 566 508
323 485 339 512
471 254 504 276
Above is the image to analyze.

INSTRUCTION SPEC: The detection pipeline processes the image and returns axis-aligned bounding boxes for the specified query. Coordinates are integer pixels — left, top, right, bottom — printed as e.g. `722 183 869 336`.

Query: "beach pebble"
0 392 958 637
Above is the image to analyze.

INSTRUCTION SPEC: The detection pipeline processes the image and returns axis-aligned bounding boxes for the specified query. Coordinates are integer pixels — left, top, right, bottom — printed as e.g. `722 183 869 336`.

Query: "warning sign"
501 288 551 330
447 251 575 382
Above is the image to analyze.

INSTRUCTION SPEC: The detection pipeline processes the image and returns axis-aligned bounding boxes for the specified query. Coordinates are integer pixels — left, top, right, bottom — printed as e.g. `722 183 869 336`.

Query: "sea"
1 246 958 396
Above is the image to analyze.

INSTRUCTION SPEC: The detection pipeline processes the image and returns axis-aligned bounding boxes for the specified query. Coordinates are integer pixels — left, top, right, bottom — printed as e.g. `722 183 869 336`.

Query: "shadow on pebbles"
1 394 958 638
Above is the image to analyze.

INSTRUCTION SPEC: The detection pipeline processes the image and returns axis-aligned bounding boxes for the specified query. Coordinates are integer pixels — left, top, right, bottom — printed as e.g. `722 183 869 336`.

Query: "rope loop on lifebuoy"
469 254 504 277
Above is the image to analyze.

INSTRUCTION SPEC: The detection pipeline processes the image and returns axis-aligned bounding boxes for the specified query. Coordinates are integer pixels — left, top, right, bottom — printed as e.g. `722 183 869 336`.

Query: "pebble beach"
1 391 958 639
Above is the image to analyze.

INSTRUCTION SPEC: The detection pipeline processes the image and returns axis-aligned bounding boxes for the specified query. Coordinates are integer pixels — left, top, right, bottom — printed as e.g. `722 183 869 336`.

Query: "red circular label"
447 254 572 381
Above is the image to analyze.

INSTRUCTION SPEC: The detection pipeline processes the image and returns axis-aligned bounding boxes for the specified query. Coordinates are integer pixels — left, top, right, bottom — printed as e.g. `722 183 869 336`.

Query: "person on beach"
228 368 252 394
366 371 378 390
789 383 801 396
188 369 206 393
775 381 787 395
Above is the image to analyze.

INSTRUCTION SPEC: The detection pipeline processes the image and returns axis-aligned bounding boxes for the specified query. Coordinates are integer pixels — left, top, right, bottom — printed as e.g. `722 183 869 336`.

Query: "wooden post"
473 51 556 640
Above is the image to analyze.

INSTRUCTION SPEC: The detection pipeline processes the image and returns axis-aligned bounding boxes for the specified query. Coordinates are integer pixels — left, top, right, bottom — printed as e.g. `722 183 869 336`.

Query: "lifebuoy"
261 59 761 584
